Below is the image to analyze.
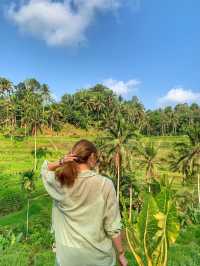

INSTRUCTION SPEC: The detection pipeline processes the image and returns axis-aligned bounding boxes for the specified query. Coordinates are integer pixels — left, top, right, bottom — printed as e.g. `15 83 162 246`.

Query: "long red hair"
55 139 97 187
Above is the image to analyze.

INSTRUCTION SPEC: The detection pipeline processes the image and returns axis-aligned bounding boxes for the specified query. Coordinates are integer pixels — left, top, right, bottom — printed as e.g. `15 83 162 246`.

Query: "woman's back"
41 160 121 266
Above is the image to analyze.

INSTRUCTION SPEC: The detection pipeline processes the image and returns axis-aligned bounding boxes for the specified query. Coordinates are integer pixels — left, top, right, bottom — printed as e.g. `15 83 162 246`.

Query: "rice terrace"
0 79 200 265
0 0 200 265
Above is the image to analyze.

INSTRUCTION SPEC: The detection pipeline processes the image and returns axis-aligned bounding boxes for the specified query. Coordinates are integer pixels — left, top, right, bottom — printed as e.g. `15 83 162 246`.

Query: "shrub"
0 191 25 217
34 251 55 266
29 223 54 248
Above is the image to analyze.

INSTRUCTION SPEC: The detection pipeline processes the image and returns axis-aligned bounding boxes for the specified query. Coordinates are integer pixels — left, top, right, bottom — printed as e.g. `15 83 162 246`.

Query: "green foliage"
33 251 55 266
0 119 199 266
133 141 161 190
20 170 36 193
1 76 200 136
153 189 180 265
0 243 55 266
175 186 200 226
170 124 200 183
168 225 200 266
31 146 52 159
0 250 29 266
28 223 53 248
0 190 25 216
0 229 23 251
137 194 159 259
122 187 180 266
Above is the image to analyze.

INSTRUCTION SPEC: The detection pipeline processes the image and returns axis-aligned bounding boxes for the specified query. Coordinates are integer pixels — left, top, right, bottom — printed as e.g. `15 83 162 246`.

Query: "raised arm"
47 160 61 171
41 160 65 201
41 154 78 200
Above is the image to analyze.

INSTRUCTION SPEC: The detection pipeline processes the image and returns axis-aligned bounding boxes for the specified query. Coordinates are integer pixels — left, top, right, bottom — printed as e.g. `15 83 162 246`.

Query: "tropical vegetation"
0 76 200 265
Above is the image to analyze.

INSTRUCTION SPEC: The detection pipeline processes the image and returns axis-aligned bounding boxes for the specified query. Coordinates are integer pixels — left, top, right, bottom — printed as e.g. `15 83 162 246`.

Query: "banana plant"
153 189 180 266
121 187 180 266
121 193 144 266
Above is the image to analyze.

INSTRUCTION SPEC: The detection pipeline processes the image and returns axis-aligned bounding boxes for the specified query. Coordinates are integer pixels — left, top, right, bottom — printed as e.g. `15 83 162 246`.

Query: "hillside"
0 132 200 265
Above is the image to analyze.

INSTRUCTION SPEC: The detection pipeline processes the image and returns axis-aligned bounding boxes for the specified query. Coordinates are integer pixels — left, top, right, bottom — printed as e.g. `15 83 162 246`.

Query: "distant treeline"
0 77 199 136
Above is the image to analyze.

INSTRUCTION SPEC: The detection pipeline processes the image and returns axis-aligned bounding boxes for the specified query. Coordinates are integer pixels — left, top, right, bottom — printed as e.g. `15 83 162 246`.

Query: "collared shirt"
41 160 122 266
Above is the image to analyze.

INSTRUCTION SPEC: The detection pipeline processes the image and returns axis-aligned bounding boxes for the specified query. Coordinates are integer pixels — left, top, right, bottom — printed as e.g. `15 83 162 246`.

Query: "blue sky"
0 0 200 109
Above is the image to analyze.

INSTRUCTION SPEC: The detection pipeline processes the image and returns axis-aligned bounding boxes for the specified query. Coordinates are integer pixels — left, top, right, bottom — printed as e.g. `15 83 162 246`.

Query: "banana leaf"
136 193 159 266
153 188 180 266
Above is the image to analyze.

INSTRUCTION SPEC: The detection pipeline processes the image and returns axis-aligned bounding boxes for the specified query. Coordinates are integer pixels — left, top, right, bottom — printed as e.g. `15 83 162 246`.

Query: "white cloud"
7 0 121 46
158 87 200 105
103 78 140 95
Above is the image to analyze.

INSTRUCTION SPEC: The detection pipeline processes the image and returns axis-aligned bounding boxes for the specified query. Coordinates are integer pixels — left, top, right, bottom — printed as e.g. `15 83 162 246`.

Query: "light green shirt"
41 160 122 266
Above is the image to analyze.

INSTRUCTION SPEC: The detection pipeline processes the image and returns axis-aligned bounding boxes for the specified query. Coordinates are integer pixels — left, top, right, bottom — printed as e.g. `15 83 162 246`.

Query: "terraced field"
0 134 199 266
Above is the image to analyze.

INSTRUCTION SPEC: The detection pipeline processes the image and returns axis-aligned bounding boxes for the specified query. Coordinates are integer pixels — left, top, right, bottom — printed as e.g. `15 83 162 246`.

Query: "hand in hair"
47 153 78 172
63 153 78 163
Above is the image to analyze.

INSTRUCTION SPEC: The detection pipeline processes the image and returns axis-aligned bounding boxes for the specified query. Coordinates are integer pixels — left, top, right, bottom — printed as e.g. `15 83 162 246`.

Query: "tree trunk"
198 174 200 205
117 164 120 202
146 168 151 192
6 104 8 128
26 198 30 240
42 105 44 124
34 124 37 171
146 172 151 192
129 186 133 222
24 124 27 136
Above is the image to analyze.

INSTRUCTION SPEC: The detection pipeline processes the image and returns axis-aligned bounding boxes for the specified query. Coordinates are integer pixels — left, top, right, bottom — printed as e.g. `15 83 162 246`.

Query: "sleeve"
40 160 65 201
103 180 122 238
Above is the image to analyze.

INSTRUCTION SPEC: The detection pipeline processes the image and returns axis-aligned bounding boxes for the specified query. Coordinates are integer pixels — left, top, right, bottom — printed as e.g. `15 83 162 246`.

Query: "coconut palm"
125 97 145 130
101 115 138 201
40 84 52 124
20 170 35 239
160 110 169 136
46 103 62 133
0 77 13 96
93 94 106 123
0 78 14 130
170 111 179 135
24 78 40 93
134 141 160 192
30 113 43 170
23 91 43 170
170 125 200 201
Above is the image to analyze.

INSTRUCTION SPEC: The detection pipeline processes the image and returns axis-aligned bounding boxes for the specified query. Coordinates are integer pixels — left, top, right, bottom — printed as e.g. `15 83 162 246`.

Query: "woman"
41 139 128 266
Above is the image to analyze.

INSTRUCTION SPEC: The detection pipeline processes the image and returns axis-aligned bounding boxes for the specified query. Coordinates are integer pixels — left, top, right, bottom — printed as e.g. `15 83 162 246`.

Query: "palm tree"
20 170 35 239
0 77 13 96
23 91 43 170
101 115 137 201
134 141 160 192
93 94 106 124
0 78 14 129
170 111 179 135
24 78 40 93
160 110 169 135
46 103 62 133
40 84 52 124
170 125 200 201
126 98 145 130
78 93 94 126
3 98 16 140
141 112 152 136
